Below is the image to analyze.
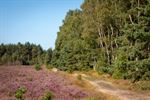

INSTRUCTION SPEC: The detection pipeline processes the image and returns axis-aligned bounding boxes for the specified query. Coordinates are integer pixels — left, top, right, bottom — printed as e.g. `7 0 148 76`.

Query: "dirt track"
81 74 150 100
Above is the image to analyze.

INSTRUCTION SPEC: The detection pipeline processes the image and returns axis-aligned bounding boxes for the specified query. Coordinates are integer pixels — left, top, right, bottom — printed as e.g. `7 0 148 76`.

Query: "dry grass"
64 71 119 100
84 70 150 94
70 70 150 100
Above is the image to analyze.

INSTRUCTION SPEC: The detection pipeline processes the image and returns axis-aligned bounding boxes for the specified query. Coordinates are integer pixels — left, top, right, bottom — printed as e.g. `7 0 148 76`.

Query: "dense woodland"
51 0 150 81
0 0 150 82
0 42 52 65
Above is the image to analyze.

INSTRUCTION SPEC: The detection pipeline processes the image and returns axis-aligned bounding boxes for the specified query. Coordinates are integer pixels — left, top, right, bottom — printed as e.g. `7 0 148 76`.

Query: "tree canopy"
51 0 150 81
0 42 52 65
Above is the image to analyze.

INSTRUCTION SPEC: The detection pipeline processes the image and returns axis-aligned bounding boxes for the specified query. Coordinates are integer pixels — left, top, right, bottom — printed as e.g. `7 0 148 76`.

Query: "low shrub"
42 91 53 100
34 64 42 71
45 64 53 69
15 87 27 100
66 68 74 73
141 86 150 90
77 74 82 80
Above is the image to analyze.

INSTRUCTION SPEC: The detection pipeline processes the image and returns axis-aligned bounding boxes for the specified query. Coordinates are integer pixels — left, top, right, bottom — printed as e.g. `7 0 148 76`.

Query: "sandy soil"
81 74 150 100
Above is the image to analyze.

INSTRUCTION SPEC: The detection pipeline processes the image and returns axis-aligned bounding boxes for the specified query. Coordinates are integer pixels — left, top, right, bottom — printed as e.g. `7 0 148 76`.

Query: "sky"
0 0 83 50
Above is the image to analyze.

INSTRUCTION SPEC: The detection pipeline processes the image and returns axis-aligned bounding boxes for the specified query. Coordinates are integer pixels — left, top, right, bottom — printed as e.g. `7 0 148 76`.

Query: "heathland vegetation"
1 0 150 82
0 0 150 99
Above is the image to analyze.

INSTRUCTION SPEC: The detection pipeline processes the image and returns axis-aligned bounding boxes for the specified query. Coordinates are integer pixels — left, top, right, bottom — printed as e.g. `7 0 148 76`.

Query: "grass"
81 70 150 91
90 72 150 92
66 72 118 100
131 81 150 91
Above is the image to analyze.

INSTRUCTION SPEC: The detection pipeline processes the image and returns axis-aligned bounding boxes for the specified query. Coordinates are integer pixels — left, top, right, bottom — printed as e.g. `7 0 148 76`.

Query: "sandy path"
80 74 150 100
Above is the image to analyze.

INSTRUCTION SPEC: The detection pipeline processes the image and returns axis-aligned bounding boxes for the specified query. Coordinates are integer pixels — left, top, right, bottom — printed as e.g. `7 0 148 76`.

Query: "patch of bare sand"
78 74 150 100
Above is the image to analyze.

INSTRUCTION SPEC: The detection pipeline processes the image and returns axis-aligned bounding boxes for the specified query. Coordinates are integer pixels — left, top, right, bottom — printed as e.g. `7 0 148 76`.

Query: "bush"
66 68 74 73
34 64 42 71
45 64 53 69
77 74 82 80
15 87 27 100
96 64 114 75
42 91 53 100
141 86 150 90
112 61 128 79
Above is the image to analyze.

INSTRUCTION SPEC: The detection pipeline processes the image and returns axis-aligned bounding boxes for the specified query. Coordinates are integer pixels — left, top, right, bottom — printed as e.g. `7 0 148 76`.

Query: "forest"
0 42 52 65
0 0 150 82
51 0 150 82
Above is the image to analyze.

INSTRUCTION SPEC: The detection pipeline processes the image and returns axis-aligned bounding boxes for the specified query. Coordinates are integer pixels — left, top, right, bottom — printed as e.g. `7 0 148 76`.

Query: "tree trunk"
129 14 134 24
110 24 115 62
98 27 104 48
103 33 110 65
110 24 114 51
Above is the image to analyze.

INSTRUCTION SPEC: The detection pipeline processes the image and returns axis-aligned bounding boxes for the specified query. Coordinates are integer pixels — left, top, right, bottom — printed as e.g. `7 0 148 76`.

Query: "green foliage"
42 91 53 100
51 0 150 81
51 10 95 72
112 48 128 79
15 87 27 100
45 64 53 69
45 48 52 65
127 59 150 82
113 47 150 81
77 74 82 80
140 86 150 90
95 53 114 75
113 0 150 81
0 43 52 66
34 64 42 71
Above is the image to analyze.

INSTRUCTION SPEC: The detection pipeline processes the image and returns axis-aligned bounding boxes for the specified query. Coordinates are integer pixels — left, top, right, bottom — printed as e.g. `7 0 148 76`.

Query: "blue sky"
0 0 83 50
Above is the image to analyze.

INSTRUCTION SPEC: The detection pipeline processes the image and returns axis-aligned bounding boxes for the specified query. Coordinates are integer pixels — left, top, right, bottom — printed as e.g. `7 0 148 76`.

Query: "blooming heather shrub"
34 64 42 71
42 91 53 100
15 87 27 100
0 66 90 99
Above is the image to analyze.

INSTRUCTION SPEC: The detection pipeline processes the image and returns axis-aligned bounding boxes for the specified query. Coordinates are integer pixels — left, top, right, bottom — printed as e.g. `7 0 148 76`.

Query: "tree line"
0 42 52 65
51 0 150 81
